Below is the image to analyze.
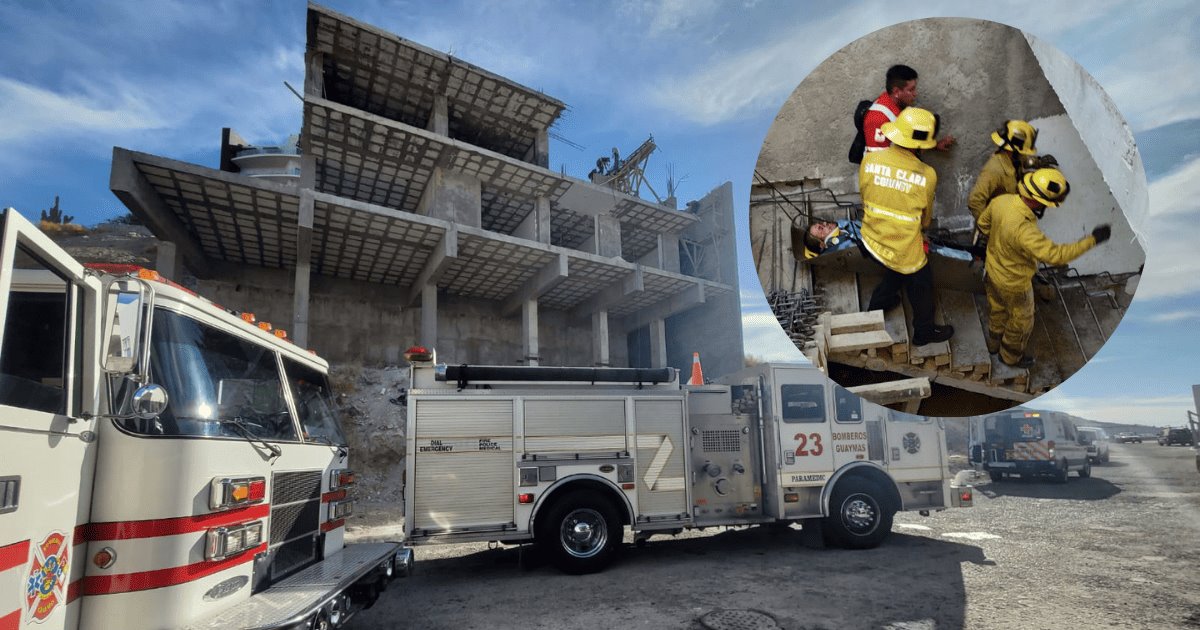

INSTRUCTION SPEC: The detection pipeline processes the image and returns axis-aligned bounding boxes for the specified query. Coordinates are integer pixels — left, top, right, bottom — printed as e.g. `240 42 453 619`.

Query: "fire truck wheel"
988 471 1004 483
539 491 623 574
824 477 895 550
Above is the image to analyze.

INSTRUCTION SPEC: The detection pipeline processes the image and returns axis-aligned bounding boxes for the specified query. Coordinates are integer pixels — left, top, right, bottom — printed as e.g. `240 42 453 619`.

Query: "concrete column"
522 299 539 366
416 167 482 228
514 196 551 243
292 191 314 347
649 319 667 368
155 241 181 280
592 310 610 366
534 127 550 167
428 94 449 136
638 233 680 272
582 214 622 258
304 51 325 98
421 284 438 350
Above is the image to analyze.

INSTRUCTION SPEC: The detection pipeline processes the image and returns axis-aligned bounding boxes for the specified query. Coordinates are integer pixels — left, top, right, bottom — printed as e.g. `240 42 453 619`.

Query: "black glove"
1038 154 1058 168
1091 224 1112 244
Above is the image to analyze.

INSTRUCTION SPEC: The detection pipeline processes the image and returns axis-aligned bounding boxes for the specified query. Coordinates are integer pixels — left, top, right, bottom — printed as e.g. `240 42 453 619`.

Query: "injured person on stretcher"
793 218 985 293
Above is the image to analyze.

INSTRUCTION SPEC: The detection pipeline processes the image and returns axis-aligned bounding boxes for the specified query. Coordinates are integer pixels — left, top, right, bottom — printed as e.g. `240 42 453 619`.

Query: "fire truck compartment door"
411 398 515 532
771 367 834 489
0 208 99 629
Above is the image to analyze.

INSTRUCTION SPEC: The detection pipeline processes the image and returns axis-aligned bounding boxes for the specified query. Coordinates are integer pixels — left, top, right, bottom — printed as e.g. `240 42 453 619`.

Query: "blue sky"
2 1 1197 426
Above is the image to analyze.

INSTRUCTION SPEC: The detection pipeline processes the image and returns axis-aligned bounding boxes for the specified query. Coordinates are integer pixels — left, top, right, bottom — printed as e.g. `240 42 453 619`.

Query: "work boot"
986 332 1001 354
1002 354 1035 369
913 325 954 346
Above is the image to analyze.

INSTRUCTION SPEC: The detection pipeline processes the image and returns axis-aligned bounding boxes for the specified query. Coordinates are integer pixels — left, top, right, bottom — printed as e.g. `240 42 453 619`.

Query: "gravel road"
345 443 1200 629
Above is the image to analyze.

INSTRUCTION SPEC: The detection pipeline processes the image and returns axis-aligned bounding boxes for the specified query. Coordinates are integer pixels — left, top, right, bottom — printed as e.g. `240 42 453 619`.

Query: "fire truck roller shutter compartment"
412 399 515 533
524 399 627 455
634 399 689 521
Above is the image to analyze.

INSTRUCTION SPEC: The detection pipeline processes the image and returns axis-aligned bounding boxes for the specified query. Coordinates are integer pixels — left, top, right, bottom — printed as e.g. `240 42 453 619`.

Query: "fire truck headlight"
329 499 355 520
206 521 264 561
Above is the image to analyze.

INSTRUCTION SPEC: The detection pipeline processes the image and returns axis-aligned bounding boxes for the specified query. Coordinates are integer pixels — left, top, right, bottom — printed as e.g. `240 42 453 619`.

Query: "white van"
968 410 1091 482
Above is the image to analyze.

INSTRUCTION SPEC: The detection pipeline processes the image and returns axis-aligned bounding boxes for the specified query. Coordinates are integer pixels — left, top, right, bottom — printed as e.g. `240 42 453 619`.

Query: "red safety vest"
863 92 900 154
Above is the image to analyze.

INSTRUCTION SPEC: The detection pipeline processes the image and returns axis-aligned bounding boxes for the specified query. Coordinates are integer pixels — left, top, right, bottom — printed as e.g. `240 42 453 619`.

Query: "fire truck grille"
702 430 742 453
263 470 323 584
271 497 321 544
272 470 322 504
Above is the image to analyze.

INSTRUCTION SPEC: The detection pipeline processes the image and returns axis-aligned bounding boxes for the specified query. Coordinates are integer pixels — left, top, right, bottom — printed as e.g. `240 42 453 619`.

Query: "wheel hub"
842 495 878 533
560 508 607 558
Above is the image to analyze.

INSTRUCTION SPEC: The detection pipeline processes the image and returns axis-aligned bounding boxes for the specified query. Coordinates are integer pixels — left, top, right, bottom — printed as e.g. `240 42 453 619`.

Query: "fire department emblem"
25 531 69 623
902 432 921 454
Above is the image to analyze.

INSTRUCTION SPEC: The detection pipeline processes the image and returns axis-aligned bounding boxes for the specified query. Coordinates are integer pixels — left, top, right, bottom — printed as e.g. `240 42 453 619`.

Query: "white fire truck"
402 354 973 574
0 209 411 630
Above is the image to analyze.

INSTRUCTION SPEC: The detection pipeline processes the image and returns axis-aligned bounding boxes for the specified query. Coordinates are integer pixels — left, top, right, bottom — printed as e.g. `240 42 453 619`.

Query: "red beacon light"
404 345 435 362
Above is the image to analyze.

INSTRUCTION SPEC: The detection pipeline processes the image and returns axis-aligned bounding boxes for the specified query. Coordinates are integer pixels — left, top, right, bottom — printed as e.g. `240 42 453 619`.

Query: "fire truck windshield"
114 308 300 441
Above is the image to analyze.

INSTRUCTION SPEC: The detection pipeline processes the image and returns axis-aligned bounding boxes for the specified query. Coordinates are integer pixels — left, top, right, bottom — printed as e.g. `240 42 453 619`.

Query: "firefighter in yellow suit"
977 168 1112 368
967 120 1039 220
859 106 953 346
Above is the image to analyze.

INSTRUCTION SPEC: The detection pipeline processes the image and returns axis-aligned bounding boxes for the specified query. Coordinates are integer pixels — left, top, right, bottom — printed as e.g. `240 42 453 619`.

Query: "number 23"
793 433 824 456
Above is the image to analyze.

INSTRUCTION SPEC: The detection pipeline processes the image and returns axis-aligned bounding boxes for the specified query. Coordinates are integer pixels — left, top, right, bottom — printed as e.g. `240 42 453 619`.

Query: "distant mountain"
1135 118 1200 180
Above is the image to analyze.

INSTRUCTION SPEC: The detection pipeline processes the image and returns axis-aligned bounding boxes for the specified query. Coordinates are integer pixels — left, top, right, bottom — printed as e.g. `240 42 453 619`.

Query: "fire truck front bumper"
186 542 412 630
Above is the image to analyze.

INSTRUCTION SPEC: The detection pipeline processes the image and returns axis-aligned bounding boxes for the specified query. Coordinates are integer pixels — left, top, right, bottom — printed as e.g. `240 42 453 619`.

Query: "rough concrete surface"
345 442 1200 630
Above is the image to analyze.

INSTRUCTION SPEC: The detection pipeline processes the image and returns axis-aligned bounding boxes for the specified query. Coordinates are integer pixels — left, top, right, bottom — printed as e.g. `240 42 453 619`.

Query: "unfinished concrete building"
110 3 743 377
752 18 1145 415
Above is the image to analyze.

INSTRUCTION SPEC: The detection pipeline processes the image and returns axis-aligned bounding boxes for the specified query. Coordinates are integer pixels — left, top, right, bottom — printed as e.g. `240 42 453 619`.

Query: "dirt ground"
344 443 1200 629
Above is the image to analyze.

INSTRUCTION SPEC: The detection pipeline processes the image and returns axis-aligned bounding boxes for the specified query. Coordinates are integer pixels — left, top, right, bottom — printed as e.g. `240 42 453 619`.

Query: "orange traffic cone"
687 352 705 385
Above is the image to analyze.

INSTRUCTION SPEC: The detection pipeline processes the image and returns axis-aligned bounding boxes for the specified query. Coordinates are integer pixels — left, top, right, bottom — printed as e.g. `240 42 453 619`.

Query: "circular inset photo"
750 18 1147 417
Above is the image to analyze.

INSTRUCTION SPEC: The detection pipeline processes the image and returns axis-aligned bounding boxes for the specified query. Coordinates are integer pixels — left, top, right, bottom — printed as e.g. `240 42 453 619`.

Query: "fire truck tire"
1078 458 1092 478
823 477 895 549
988 471 1003 483
538 491 622 574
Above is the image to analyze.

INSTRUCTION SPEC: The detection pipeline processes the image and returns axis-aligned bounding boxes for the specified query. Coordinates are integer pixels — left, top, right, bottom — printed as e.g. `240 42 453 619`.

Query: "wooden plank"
812 266 860 316
937 289 991 373
911 340 950 358
848 377 931 406
830 310 885 335
829 330 894 353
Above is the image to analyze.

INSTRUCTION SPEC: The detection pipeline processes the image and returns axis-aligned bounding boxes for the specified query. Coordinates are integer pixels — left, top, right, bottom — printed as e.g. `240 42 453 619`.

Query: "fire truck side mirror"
102 281 152 377
131 383 169 420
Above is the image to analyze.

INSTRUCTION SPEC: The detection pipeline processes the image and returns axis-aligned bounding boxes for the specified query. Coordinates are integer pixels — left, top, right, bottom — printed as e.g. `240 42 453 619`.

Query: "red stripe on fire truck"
321 489 347 503
0 609 20 630
78 504 270 542
0 540 29 573
80 543 266 595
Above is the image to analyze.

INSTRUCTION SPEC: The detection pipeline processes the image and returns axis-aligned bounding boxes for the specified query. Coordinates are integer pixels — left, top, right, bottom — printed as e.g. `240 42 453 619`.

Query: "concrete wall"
667 182 745 379
197 265 597 366
756 18 1144 276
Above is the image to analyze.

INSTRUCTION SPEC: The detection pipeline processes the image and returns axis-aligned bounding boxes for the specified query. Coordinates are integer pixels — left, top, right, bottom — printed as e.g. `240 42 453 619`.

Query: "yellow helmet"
991 119 1038 155
881 107 939 150
1018 168 1070 208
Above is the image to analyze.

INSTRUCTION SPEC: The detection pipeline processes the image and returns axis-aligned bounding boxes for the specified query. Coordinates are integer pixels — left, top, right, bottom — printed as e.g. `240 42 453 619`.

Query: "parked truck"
401 353 973 574
0 208 411 630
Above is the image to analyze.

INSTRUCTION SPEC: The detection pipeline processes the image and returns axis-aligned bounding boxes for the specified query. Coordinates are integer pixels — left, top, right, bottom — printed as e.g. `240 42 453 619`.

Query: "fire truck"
402 353 973 574
0 209 411 630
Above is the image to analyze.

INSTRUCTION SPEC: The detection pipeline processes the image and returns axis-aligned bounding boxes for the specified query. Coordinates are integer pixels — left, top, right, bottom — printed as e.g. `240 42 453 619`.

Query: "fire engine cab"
0 209 411 630
402 352 972 574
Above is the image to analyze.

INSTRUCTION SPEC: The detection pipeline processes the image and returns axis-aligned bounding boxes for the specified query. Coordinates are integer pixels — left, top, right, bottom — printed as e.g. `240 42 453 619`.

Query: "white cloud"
1130 156 1200 300
0 77 165 143
1144 310 1200 324
1030 389 1193 427
742 311 807 363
